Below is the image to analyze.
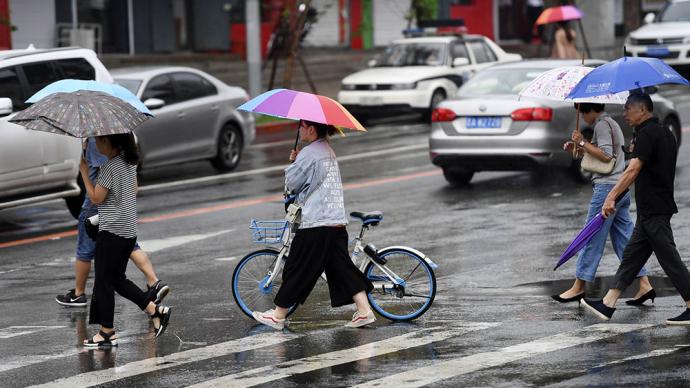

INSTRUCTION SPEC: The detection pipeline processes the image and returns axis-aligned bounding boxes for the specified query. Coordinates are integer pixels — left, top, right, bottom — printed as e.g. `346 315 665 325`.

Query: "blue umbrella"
566 57 690 100
26 79 152 116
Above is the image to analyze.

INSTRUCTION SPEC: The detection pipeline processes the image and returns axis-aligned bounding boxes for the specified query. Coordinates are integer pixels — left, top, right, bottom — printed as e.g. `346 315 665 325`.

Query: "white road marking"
28 331 301 388
213 256 238 262
138 230 231 253
0 326 66 339
592 347 681 369
353 323 654 388
138 144 427 193
187 322 499 388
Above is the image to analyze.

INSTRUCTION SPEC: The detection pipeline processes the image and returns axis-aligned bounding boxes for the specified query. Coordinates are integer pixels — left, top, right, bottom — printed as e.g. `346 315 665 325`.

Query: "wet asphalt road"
1 97 690 386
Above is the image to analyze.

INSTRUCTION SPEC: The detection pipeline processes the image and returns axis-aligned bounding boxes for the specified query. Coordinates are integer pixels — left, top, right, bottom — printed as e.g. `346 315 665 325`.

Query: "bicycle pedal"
364 244 386 265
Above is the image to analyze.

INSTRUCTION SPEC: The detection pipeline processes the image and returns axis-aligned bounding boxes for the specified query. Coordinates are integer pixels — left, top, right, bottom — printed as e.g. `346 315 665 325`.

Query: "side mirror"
453 57 470 67
367 59 377 67
144 98 165 110
0 97 12 116
644 13 655 24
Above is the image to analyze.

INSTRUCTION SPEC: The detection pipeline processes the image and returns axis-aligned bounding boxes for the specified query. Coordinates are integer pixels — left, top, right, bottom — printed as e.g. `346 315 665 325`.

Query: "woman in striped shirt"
79 133 171 347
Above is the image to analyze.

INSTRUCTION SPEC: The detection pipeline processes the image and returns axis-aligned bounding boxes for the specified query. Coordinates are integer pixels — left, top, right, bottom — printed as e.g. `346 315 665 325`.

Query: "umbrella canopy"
554 213 605 270
238 88 366 132
566 57 690 100
9 90 150 138
535 5 584 25
26 79 152 115
519 66 629 104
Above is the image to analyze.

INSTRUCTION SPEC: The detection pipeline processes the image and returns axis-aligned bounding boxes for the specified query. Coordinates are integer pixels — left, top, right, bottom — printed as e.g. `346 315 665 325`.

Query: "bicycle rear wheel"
232 248 298 319
365 247 436 321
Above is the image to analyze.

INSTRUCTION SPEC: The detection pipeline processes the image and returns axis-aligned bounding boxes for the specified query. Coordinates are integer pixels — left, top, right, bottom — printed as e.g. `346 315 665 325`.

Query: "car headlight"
390 82 417 90
341 84 356 91
683 37 690 44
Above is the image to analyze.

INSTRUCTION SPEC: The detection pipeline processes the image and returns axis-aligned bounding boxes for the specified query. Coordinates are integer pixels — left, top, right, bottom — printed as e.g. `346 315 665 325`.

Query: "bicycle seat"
350 211 383 226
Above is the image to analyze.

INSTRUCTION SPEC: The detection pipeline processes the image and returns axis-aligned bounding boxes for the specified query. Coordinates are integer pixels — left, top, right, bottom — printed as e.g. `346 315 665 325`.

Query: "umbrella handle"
293 120 301 151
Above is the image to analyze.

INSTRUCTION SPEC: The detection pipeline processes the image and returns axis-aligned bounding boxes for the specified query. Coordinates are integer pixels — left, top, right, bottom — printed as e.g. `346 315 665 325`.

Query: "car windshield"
114 78 142 95
657 2 690 22
375 43 447 67
458 68 544 96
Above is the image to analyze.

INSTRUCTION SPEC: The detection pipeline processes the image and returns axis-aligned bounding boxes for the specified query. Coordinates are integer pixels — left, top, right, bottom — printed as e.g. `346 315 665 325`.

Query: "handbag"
580 118 618 174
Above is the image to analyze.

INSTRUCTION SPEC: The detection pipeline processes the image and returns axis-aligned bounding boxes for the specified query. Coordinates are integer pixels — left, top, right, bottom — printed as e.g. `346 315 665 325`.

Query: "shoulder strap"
600 117 618 155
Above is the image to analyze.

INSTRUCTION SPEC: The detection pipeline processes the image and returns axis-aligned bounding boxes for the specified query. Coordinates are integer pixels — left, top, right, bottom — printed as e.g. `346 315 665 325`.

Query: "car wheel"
442 166 474 186
664 116 681 148
64 174 85 219
211 123 243 171
424 89 446 122
571 158 592 183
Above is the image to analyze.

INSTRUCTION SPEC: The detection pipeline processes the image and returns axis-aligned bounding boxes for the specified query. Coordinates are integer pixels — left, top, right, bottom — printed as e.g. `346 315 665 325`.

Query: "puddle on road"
517 275 680 299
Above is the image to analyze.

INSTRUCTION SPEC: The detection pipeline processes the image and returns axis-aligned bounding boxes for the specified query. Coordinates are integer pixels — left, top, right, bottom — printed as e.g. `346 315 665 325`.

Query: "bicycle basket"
249 219 289 244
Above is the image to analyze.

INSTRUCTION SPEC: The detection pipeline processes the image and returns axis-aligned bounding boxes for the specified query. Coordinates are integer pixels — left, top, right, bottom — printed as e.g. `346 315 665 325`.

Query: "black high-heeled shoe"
625 289 656 306
551 292 585 303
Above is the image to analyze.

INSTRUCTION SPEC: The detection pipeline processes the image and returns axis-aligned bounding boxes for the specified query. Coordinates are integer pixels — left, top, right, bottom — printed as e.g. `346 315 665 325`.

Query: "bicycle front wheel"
365 247 436 321
231 248 297 319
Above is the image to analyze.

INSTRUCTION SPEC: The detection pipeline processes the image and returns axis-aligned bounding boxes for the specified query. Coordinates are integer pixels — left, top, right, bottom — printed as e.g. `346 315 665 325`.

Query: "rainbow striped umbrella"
238 89 366 132
535 5 583 25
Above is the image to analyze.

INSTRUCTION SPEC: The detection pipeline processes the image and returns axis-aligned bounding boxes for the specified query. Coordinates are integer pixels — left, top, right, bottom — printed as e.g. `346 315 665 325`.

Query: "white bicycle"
231 211 438 321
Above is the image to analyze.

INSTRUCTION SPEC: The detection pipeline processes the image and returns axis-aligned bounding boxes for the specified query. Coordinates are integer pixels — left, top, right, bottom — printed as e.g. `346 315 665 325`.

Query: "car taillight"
510 107 553 122
431 108 457 122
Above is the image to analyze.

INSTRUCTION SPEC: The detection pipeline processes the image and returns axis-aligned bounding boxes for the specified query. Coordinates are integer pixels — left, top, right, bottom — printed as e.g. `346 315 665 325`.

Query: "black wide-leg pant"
275 226 373 308
613 214 690 301
89 231 152 328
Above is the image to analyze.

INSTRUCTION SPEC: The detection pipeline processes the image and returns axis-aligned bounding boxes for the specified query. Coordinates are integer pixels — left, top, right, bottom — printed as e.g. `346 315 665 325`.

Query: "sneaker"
581 298 616 321
345 310 376 328
148 280 170 304
55 289 87 307
666 308 690 325
252 309 286 330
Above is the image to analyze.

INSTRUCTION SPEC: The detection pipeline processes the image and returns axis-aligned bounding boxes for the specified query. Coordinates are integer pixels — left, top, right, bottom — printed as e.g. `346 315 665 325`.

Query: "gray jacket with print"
285 139 348 228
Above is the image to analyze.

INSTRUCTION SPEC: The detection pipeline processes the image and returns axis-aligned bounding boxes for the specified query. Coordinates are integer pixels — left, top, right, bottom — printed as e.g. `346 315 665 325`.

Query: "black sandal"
151 305 171 338
83 330 117 348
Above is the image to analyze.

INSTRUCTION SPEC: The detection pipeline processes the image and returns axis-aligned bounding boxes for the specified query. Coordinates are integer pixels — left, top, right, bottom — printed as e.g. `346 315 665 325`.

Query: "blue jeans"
575 183 647 282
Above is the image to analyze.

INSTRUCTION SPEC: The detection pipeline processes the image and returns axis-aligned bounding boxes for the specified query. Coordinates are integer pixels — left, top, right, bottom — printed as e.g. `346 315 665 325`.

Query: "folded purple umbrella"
554 213 605 271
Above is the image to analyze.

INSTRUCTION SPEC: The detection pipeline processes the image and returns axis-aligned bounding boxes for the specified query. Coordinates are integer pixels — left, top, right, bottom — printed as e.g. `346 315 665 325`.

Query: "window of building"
172 73 216 102
0 67 26 111
142 75 176 104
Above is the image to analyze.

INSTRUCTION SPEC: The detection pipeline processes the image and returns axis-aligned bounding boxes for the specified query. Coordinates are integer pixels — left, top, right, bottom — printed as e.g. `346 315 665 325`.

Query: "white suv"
337 35 521 123
625 0 690 74
0 47 112 218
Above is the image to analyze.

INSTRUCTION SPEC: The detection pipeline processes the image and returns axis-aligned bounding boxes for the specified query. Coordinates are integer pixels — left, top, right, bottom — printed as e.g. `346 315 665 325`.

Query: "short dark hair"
105 133 139 165
625 92 653 113
303 120 337 138
575 103 605 114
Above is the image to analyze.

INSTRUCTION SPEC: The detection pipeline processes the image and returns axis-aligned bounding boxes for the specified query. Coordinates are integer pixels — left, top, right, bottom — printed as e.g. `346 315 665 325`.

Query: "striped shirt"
97 154 138 239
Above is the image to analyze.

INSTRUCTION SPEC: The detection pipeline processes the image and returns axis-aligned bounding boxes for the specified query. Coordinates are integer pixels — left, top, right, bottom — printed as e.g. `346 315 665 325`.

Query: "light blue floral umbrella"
26 79 152 115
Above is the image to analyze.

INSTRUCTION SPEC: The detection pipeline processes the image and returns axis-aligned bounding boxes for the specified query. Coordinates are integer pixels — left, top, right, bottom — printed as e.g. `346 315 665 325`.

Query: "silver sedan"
429 59 682 185
112 66 255 172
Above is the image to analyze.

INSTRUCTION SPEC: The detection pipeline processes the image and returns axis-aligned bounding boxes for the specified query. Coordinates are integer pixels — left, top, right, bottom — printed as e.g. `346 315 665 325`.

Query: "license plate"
360 96 383 106
646 46 669 57
466 116 502 129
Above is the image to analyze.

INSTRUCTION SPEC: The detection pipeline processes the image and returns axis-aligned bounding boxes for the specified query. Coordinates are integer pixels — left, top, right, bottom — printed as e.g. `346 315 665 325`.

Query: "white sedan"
337 35 521 123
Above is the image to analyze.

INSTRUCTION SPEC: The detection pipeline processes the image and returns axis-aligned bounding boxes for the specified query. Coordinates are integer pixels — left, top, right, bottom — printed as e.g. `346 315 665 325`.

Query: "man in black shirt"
582 93 690 325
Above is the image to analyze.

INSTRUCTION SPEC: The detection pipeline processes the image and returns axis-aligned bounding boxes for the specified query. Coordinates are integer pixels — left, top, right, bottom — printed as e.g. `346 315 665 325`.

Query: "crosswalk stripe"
28 331 301 388
352 323 653 387
0 326 66 339
186 322 499 388
592 347 682 369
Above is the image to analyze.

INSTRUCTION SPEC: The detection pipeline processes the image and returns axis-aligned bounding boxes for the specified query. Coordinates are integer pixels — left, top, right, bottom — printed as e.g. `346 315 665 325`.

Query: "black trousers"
275 227 373 308
89 231 152 328
614 214 690 301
